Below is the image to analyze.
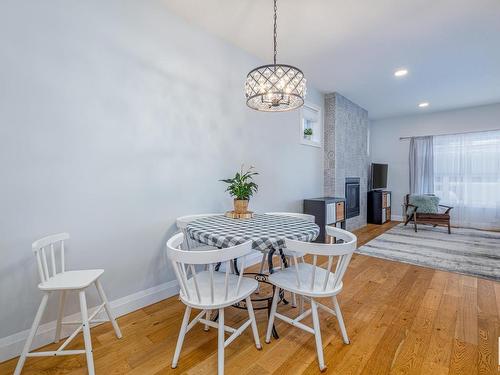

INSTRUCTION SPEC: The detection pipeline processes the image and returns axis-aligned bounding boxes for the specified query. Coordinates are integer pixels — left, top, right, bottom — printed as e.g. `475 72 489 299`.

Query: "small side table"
304 197 346 243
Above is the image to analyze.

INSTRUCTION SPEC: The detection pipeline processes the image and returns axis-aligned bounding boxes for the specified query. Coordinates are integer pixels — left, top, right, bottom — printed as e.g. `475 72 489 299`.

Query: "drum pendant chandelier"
245 0 306 112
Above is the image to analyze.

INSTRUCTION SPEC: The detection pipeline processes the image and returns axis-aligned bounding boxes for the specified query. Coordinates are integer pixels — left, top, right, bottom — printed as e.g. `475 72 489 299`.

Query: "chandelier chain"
273 0 277 65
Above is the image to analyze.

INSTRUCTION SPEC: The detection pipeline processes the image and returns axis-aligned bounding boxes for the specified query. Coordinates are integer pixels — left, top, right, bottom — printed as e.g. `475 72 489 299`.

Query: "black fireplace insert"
345 177 360 219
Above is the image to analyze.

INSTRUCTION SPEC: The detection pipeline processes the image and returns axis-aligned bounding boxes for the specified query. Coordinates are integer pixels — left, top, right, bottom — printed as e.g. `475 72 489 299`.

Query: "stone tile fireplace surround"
324 92 369 230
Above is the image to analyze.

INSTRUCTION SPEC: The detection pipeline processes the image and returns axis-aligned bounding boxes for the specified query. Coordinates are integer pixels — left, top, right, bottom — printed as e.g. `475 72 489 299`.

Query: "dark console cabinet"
304 197 346 243
367 190 392 224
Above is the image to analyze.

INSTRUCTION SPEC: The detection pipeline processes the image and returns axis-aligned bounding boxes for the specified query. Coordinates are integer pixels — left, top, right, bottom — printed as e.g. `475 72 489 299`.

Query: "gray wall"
324 93 369 230
370 102 500 218
0 0 324 339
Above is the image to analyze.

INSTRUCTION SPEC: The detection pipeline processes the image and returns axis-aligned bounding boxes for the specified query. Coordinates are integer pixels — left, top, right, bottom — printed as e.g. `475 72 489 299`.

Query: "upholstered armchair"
403 194 453 233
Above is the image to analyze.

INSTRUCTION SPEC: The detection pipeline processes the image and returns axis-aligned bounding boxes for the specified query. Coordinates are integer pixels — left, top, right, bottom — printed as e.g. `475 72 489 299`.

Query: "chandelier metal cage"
245 0 306 112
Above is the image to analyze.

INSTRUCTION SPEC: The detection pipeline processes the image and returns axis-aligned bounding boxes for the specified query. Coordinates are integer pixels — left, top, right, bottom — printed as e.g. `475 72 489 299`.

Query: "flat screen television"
371 163 388 190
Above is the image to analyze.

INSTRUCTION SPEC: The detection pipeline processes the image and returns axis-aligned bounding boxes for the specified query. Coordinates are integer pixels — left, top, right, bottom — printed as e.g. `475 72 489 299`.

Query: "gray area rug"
357 223 500 281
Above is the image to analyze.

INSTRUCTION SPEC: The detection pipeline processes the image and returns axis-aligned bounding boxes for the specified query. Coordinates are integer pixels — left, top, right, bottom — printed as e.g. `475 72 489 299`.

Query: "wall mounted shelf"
300 102 322 148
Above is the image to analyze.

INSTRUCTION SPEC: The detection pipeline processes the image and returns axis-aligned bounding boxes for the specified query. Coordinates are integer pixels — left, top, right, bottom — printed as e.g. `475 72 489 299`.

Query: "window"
433 130 500 229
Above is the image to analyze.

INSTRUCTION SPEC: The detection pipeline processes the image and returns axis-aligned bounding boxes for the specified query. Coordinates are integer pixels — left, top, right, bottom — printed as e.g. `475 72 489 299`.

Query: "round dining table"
186 213 320 338
186 213 319 254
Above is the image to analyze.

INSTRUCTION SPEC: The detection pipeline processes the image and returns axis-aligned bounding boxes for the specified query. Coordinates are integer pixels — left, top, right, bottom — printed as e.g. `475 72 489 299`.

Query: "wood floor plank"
357 269 434 375
312 263 413 374
477 279 499 375
388 271 448 375
455 284 478 345
1 222 498 375
420 291 459 374
450 275 479 375
449 339 478 375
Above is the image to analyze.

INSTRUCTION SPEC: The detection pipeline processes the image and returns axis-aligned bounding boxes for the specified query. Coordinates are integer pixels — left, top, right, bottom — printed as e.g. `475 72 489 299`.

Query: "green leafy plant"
304 128 313 136
220 166 259 200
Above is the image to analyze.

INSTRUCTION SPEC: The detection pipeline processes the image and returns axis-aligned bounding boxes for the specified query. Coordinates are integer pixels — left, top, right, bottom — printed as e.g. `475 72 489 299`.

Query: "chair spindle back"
286 226 356 293
167 233 253 305
32 233 70 283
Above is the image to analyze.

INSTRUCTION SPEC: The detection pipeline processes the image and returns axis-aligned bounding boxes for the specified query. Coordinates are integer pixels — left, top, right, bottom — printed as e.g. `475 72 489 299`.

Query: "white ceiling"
163 0 500 119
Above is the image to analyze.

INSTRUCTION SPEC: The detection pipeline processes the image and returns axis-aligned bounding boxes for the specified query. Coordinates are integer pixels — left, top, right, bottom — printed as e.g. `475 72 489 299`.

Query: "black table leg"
278 249 288 268
221 250 288 339
233 258 240 275
268 249 289 305
267 249 275 274
268 248 289 272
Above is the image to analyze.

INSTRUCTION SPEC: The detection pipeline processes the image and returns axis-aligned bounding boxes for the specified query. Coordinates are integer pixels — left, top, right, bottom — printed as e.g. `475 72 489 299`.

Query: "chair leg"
172 306 191 368
204 310 211 331
298 295 304 314
289 257 297 307
79 291 95 375
332 296 349 344
54 290 66 343
310 298 326 372
14 293 50 375
245 297 262 350
265 287 280 344
448 222 451 234
413 213 418 232
218 308 225 375
95 280 122 339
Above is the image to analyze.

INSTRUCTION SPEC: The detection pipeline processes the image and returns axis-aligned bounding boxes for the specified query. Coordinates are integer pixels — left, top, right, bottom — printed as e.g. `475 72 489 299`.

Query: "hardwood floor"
2 222 499 374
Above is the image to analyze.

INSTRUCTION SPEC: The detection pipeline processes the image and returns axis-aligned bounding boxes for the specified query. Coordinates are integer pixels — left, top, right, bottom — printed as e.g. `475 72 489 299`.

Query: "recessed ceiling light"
394 69 408 77
418 102 429 108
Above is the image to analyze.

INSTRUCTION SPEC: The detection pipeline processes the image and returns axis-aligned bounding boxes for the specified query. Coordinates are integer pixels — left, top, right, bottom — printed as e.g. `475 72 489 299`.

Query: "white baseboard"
0 252 263 362
391 215 404 222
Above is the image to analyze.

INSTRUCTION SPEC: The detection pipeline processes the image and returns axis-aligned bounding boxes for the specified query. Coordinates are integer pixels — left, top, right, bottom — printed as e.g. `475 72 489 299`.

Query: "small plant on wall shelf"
304 127 313 140
220 165 258 214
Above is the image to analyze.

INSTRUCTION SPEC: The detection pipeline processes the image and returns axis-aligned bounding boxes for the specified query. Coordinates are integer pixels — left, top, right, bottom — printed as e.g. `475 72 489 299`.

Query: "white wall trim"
391 215 404 222
0 252 262 362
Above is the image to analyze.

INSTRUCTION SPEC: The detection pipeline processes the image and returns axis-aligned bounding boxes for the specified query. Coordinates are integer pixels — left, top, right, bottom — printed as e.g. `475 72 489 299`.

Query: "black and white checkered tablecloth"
186 214 320 253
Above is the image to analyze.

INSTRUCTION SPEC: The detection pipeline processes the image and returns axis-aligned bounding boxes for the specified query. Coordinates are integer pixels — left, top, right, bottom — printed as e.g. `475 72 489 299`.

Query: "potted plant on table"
304 127 313 141
220 166 258 214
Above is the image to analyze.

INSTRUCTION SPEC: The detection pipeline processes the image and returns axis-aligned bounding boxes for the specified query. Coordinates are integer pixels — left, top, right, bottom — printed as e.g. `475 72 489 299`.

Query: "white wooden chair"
177 214 236 331
166 233 261 375
14 233 122 375
176 214 221 250
265 226 356 372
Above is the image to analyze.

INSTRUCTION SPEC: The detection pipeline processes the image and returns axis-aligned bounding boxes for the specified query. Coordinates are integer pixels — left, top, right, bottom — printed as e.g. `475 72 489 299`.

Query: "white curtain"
409 136 434 194
433 130 500 230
